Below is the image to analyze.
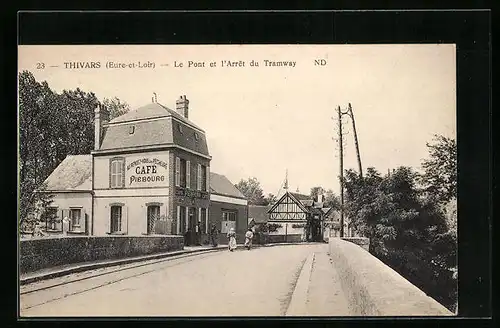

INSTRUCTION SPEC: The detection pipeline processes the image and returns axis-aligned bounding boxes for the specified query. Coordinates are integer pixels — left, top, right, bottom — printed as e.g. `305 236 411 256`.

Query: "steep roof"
109 102 202 131
268 191 310 214
289 192 312 201
98 102 209 156
248 205 271 223
210 172 246 199
301 200 314 207
43 155 92 191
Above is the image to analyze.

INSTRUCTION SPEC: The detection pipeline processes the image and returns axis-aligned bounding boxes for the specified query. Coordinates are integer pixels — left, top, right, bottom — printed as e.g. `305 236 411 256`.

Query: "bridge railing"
329 237 454 316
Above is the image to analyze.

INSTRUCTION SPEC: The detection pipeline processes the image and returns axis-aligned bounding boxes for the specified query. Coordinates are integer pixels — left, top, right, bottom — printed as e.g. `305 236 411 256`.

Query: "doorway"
186 207 197 245
310 216 322 242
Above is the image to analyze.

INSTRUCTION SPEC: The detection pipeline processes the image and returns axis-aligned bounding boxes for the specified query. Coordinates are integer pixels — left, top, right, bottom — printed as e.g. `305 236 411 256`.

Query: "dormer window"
178 124 183 134
129 125 135 134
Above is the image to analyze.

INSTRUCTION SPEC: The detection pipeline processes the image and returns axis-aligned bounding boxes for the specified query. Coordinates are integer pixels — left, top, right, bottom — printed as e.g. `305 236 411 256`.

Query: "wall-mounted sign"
175 187 209 200
126 156 169 187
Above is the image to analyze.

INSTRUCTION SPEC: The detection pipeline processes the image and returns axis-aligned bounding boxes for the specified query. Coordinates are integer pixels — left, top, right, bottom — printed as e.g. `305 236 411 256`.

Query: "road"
20 243 350 317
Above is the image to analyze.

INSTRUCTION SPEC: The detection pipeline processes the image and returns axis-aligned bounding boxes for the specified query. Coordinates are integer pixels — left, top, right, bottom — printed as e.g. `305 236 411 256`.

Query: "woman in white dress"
244 227 254 250
227 228 237 251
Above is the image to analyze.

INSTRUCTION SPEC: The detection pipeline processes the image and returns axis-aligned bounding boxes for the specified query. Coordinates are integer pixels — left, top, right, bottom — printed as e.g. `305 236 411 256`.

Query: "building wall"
45 192 92 234
169 148 211 235
93 149 172 236
268 221 307 241
94 150 170 190
93 193 170 236
209 199 248 234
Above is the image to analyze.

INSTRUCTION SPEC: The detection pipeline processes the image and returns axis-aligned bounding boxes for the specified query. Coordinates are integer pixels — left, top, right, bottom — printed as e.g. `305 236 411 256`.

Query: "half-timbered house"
267 191 339 242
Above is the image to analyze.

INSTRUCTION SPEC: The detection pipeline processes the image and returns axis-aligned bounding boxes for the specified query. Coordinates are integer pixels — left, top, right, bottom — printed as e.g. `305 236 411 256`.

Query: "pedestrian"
210 224 218 247
184 228 191 246
196 221 202 246
227 227 237 251
244 227 254 250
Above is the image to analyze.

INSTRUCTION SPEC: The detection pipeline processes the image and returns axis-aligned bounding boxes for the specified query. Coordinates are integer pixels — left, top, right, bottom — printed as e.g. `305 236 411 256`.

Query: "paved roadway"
20 243 350 317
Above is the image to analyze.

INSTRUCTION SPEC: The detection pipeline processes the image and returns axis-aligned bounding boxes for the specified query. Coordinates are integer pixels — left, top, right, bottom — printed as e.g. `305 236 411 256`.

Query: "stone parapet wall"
341 237 370 251
328 238 453 316
20 235 184 274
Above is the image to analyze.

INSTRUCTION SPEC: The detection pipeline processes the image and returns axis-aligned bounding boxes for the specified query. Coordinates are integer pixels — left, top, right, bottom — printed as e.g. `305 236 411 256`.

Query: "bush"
267 223 282 232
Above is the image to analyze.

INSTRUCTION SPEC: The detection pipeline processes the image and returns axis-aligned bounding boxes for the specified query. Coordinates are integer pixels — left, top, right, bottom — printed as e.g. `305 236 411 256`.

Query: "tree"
310 186 340 209
343 165 457 311
103 97 131 120
18 70 130 226
234 177 267 205
264 193 277 206
420 135 457 205
324 189 341 209
310 186 325 200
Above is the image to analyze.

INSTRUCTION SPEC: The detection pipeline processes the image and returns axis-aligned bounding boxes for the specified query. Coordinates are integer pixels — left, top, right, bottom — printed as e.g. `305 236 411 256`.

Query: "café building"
40 95 248 240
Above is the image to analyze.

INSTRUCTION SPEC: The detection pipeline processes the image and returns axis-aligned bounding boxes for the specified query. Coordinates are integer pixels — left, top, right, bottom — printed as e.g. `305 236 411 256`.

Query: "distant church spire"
296 186 299 192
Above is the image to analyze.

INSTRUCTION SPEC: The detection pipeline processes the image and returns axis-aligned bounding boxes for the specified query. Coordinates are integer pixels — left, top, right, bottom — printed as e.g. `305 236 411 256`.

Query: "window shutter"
82 209 88 234
205 208 209 234
175 157 180 187
197 164 201 190
109 160 113 188
176 206 180 234
55 208 63 230
206 166 210 192
122 206 128 234
186 160 191 189
121 160 125 187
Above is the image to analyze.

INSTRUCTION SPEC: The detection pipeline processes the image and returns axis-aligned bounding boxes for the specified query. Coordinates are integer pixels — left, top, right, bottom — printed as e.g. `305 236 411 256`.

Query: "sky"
18 44 456 197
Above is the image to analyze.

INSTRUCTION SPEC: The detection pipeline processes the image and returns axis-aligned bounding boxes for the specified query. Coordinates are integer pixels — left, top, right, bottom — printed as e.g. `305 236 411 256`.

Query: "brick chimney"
175 95 189 119
94 103 110 150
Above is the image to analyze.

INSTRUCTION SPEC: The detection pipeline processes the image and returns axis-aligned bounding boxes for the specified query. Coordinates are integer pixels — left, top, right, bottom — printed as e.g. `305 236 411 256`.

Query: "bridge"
19 239 453 317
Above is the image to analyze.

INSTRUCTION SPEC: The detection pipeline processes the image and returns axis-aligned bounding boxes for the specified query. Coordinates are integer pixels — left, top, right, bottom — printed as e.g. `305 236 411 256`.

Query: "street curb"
285 252 315 316
19 246 227 285
19 242 315 285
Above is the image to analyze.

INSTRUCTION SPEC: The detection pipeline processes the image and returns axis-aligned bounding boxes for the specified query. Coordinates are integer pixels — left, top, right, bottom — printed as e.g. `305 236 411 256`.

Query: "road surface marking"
285 252 315 316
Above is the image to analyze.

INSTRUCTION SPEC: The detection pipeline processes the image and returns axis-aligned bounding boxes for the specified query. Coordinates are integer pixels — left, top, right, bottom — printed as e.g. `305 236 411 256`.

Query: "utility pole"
337 106 349 238
348 103 363 178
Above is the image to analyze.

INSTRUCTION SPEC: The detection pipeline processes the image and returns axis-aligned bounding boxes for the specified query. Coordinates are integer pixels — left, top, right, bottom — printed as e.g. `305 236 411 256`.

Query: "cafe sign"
126 157 168 187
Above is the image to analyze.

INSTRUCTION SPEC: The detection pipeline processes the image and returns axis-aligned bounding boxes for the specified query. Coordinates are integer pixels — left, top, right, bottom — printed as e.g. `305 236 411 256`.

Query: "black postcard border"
10 9 492 324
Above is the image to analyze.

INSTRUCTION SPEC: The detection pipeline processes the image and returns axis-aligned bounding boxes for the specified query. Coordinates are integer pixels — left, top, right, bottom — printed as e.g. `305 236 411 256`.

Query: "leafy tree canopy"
343 164 456 311
310 186 340 209
234 177 267 205
420 134 457 205
18 70 131 225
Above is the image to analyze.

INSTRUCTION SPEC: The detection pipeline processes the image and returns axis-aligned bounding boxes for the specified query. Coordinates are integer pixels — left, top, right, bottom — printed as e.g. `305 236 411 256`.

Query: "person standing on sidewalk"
210 224 218 247
196 221 202 246
227 228 237 251
244 227 254 250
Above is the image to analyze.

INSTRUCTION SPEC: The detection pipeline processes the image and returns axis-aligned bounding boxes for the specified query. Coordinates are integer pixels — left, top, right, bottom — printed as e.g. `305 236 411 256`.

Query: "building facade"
41 95 247 241
267 191 339 242
205 172 248 244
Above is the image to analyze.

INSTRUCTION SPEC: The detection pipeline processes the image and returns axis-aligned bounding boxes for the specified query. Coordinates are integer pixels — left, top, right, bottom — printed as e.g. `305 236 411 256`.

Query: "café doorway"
185 207 197 246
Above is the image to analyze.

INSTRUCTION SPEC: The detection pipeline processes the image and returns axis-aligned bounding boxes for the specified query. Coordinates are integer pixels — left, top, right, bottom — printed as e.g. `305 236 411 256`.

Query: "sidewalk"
19 241 313 285
20 244 228 285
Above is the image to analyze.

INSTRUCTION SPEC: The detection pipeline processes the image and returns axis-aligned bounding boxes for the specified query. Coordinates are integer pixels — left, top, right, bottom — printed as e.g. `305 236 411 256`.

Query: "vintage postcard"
18 44 457 317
